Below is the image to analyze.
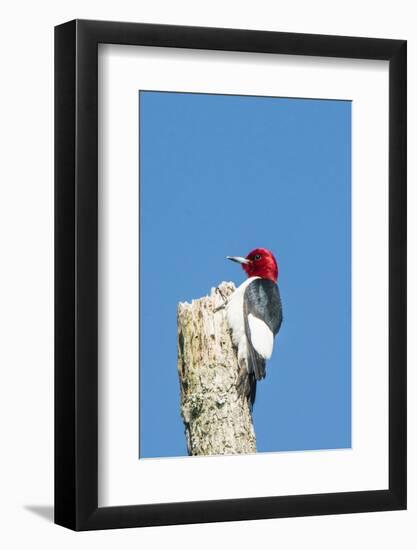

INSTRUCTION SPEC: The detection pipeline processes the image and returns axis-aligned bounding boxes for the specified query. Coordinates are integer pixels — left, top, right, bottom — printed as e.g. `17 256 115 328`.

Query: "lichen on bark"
177 282 256 456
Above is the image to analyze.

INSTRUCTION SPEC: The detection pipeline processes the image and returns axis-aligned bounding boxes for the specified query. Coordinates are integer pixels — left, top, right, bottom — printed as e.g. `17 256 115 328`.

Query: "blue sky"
139 91 351 458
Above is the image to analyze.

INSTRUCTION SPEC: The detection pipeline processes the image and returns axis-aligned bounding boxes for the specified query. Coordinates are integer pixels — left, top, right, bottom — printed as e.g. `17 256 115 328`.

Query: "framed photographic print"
55 20 406 530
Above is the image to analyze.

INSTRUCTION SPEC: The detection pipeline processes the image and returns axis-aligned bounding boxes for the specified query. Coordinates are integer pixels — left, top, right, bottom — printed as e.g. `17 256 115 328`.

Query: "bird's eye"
254 254 261 261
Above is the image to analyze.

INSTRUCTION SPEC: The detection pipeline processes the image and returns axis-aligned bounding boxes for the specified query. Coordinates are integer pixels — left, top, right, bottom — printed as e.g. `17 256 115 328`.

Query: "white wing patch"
248 314 274 360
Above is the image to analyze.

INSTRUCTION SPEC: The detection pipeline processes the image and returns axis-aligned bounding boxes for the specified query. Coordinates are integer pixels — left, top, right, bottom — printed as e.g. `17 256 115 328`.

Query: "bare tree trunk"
177 282 256 456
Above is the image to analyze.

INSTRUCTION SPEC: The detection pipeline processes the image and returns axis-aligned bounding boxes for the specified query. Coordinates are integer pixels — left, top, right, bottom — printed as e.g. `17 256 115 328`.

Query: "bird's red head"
227 248 278 282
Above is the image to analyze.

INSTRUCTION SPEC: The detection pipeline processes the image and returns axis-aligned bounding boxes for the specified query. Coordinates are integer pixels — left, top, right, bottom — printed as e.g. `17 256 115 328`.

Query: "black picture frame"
55 19 407 531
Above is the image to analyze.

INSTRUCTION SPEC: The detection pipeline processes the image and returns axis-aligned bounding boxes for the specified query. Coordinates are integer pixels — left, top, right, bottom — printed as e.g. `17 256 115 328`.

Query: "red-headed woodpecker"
225 248 282 407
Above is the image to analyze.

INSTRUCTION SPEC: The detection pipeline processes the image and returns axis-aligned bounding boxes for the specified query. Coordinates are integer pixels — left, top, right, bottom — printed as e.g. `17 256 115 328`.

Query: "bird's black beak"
226 256 251 265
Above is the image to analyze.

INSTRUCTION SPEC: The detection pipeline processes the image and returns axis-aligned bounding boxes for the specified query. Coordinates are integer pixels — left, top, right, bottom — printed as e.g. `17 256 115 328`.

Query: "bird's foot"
214 287 228 313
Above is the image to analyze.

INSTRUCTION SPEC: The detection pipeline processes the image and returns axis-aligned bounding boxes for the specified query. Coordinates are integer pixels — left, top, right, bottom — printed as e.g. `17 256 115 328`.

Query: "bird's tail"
247 343 266 381
249 372 257 409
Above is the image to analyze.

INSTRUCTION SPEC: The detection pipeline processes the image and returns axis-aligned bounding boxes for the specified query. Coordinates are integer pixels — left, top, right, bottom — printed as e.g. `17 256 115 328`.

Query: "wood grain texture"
177 282 256 456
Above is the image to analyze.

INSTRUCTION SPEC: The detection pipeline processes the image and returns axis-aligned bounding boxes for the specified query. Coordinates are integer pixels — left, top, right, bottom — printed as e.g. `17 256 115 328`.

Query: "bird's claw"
214 287 228 313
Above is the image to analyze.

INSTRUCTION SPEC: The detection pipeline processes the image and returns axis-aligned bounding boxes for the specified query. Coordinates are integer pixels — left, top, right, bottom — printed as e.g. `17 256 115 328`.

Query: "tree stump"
177 281 257 456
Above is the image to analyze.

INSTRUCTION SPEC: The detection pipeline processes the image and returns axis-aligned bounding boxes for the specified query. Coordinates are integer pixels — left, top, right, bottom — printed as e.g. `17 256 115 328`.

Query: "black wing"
243 279 283 382
245 278 283 336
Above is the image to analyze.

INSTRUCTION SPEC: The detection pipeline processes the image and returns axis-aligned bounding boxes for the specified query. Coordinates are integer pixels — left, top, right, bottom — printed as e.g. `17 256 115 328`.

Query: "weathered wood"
177 282 256 456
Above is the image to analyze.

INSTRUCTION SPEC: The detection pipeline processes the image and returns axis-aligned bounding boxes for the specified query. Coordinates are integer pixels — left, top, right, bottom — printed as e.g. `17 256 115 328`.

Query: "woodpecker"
225 248 282 407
